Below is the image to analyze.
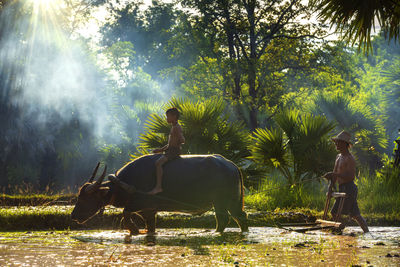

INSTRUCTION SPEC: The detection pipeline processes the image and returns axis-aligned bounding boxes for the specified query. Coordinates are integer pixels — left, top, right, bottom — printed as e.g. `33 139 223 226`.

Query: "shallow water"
0 227 399 266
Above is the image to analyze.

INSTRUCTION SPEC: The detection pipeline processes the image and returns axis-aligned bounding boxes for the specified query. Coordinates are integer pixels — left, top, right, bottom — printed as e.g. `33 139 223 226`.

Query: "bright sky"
77 0 174 41
77 0 382 48
78 0 340 43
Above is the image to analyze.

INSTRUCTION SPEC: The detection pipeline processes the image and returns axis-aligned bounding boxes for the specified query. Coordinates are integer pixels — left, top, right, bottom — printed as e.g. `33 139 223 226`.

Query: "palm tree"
250 109 336 185
382 56 400 102
309 93 388 169
312 0 400 50
136 97 250 166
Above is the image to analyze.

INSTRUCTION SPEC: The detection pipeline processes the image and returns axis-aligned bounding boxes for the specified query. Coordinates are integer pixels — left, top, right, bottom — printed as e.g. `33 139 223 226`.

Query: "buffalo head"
71 163 109 224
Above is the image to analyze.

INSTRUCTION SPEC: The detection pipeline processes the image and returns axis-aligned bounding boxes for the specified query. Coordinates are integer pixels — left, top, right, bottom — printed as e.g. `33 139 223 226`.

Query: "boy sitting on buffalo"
149 107 185 195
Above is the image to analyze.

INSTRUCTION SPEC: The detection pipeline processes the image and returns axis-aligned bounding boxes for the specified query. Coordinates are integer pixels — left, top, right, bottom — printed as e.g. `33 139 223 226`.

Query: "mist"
0 0 166 190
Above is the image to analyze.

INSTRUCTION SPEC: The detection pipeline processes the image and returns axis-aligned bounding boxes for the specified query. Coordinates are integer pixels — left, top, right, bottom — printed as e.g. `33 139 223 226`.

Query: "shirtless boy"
324 131 369 233
148 107 185 195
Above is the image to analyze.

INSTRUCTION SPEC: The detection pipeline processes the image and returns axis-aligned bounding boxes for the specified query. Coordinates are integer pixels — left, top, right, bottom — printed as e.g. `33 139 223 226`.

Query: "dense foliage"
250 109 336 185
137 98 250 166
0 0 399 218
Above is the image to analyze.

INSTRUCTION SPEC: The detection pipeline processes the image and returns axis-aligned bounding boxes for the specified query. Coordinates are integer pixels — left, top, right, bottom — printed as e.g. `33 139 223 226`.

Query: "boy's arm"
153 144 168 153
178 126 185 144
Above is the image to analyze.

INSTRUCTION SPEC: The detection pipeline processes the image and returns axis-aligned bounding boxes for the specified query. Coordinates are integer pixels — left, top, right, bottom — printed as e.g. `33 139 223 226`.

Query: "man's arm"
324 155 339 183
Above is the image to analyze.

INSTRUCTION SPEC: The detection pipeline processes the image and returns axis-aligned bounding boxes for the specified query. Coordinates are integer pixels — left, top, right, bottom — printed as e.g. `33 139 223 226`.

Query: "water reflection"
0 227 399 266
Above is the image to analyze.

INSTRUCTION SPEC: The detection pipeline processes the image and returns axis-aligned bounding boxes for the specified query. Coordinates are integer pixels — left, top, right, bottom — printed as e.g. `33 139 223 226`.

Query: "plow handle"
323 180 334 220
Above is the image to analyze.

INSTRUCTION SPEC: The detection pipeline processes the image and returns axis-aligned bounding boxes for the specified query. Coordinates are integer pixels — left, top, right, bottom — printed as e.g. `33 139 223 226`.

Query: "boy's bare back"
168 122 185 148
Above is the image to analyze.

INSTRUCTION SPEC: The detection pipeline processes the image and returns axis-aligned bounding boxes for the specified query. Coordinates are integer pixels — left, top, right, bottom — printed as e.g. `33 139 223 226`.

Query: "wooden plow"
278 182 346 233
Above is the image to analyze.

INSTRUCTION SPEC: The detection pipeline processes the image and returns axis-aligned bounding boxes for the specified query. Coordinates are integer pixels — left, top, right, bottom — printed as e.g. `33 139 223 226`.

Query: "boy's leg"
148 155 168 195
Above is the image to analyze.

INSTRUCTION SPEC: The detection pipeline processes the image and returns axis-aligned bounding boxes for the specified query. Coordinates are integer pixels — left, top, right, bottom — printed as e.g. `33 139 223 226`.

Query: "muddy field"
0 227 399 266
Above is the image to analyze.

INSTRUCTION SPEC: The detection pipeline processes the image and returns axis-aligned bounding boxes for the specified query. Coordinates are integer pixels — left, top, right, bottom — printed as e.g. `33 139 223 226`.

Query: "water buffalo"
71 154 248 236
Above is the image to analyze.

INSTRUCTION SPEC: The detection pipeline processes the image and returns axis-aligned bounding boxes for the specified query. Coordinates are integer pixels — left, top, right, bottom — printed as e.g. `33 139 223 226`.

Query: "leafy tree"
312 0 400 50
137 97 250 166
308 93 387 169
250 109 336 185
382 55 400 103
180 0 326 130
376 154 400 192
100 1 199 77
353 34 400 152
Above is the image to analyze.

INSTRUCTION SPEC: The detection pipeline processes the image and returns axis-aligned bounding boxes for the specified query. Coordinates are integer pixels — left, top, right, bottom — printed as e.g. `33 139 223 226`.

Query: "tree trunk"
223 4 241 101
221 2 246 123
247 0 258 130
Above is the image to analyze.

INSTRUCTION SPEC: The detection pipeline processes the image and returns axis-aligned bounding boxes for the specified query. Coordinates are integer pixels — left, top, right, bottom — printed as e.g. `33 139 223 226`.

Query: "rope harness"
105 175 329 212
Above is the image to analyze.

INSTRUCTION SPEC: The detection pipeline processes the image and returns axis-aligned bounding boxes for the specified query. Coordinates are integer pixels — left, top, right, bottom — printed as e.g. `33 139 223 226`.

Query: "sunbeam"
24 0 65 47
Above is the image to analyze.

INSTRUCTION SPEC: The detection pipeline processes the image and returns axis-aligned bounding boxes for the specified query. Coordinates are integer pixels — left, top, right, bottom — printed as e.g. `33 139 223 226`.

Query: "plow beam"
315 219 344 228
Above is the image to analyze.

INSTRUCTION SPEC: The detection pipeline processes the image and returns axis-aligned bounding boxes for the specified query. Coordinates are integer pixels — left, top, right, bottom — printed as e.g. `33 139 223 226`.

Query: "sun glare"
30 0 57 10
19 0 68 60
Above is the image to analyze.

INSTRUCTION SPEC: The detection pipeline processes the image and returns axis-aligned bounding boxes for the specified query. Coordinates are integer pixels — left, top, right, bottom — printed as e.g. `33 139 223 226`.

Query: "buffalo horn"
88 162 100 183
96 165 107 185
85 165 107 194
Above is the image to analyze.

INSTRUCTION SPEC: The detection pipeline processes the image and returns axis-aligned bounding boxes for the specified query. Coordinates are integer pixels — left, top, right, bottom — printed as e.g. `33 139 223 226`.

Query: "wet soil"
0 227 399 266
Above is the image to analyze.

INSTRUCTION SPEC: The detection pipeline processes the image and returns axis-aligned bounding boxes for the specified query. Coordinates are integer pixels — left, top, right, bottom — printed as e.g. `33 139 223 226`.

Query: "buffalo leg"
214 205 230 233
228 205 248 232
139 210 157 234
123 209 140 236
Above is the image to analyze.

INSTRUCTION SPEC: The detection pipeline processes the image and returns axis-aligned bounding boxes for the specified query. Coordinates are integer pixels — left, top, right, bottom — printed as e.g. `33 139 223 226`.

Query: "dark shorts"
331 181 361 217
164 146 181 161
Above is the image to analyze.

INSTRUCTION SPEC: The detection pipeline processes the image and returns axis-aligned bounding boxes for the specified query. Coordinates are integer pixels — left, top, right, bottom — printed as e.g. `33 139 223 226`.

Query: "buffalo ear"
98 187 110 197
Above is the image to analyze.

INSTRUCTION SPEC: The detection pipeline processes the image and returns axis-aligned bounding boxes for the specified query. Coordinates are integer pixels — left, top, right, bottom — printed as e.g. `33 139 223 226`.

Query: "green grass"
245 168 400 226
245 173 327 211
357 167 400 215
0 206 121 230
1 165 399 230
1 205 398 231
0 205 320 231
0 193 76 206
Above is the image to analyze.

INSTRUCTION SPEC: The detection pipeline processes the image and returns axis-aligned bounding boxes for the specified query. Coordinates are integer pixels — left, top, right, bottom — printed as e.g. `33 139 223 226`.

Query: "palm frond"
250 128 287 169
137 97 249 166
313 0 400 51
382 57 400 102
309 93 388 169
274 109 300 140
250 108 337 184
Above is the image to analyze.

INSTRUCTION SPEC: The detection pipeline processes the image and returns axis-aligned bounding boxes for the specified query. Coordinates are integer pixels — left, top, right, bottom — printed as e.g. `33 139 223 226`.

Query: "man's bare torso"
333 153 356 184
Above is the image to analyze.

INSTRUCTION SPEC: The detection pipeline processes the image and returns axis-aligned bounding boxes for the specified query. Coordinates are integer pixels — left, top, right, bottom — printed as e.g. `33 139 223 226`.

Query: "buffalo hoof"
144 234 156 246
128 229 140 236
146 231 156 236
124 235 132 243
241 227 249 233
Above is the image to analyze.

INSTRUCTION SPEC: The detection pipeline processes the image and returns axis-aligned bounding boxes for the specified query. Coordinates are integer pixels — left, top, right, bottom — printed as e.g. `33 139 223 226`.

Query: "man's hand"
323 172 336 181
